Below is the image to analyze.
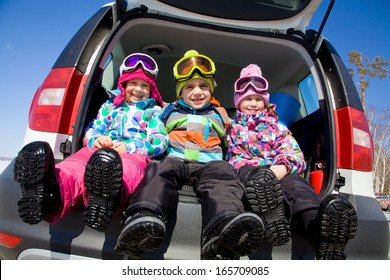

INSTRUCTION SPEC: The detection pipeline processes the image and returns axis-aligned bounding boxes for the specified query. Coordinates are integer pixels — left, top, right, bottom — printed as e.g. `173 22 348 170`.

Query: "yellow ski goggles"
173 52 216 81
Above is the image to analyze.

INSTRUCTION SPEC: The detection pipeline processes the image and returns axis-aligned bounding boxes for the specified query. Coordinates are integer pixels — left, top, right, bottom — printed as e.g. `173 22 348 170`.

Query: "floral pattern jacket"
83 98 169 158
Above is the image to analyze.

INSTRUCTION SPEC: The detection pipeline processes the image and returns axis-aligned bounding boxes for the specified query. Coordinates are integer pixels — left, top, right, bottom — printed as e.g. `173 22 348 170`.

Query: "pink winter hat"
234 64 269 109
114 67 164 107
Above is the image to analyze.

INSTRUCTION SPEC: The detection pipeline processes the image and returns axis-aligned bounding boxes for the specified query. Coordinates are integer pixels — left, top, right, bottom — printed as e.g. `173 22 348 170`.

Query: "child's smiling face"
238 94 265 115
124 79 151 103
180 78 211 109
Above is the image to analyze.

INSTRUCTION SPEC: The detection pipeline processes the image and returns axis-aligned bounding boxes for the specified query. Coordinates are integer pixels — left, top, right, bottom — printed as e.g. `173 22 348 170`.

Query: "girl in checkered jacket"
227 64 357 260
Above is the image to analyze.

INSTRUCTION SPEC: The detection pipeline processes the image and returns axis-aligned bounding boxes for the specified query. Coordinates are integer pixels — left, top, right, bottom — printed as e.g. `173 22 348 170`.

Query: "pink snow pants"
45 147 150 223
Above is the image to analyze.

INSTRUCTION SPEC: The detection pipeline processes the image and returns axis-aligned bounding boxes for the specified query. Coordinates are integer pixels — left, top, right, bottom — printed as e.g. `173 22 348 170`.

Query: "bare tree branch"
348 51 389 111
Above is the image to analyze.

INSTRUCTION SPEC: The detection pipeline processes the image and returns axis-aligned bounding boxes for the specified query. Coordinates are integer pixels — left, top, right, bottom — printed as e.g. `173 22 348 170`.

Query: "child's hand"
93 136 113 148
270 165 288 181
93 137 127 154
112 142 127 154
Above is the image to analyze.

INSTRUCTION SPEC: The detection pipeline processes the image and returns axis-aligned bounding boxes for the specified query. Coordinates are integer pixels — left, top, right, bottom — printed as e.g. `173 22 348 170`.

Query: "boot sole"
201 213 264 259
84 148 122 231
245 169 291 246
317 195 358 260
115 216 166 258
13 142 54 224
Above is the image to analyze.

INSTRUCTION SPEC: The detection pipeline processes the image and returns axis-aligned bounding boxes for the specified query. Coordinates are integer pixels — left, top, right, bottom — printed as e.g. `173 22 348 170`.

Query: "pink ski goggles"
234 76 268 94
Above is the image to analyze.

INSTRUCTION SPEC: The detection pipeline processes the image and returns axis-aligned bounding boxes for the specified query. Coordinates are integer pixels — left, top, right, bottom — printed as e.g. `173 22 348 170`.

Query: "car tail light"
28 67 84 134
0 232 22 248
334 106 374 171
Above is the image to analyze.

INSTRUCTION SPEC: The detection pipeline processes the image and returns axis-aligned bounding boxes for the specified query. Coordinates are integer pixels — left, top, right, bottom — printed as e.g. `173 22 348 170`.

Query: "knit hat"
174 50 217 98
114 67 164 107
234 64 269 109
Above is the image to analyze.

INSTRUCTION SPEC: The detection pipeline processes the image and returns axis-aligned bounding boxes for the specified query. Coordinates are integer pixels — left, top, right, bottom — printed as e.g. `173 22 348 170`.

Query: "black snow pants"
125 157 246 232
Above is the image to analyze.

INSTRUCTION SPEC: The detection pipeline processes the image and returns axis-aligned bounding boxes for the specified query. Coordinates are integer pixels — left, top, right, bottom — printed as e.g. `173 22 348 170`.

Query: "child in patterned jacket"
13 53 169 232
227 64 358 259
114 50 264 260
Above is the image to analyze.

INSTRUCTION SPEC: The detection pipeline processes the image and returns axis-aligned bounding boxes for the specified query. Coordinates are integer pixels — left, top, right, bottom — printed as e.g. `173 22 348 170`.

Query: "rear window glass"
158 0 311 20
298 74 320 115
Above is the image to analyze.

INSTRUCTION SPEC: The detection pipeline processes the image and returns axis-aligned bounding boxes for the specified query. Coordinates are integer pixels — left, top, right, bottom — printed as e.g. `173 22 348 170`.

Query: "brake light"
0 232 22 248
28 67 84 134
334 106 374 171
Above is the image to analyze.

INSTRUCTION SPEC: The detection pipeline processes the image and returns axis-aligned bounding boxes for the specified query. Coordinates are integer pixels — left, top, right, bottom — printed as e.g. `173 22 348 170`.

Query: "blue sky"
0 0 389 159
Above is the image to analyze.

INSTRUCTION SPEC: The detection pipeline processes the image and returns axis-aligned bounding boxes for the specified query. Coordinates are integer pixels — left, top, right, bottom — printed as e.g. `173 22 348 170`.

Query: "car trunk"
1 0 384 261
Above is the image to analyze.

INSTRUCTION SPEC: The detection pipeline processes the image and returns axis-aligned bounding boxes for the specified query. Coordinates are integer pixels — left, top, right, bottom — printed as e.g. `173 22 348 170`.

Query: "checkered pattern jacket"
227 104 306 174
160 100 228 163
